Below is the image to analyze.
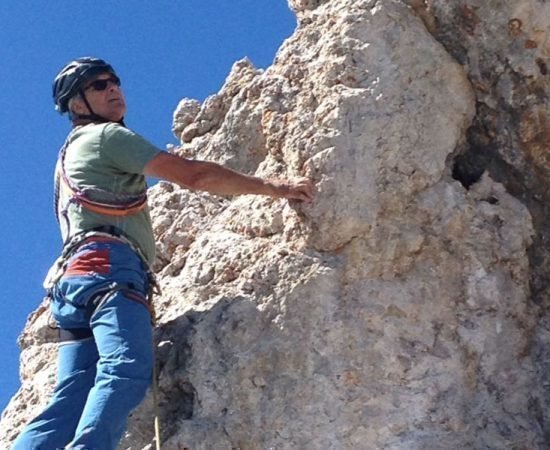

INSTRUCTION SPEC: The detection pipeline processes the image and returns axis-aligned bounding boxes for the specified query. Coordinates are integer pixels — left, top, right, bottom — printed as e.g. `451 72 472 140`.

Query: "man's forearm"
144 152 313 202
189 160 279 196
145 153 280 196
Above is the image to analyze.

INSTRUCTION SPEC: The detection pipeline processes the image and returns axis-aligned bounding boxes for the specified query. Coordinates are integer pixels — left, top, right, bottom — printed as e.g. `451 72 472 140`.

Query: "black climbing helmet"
52 57 118 113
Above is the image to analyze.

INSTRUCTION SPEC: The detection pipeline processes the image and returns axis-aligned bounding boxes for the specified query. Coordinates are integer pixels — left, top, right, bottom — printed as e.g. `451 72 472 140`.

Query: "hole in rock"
452 153 485 189
536 58 548 76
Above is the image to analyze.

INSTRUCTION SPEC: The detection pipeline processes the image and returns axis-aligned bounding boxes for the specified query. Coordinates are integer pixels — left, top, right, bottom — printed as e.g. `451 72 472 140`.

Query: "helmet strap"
70 89 125 127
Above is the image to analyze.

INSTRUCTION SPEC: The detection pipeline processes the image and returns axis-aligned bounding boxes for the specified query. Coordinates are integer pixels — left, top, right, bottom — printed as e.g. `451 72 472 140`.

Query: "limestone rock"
172 98 201 139
173 59 266 174
405 0 550 305
2 0 549 449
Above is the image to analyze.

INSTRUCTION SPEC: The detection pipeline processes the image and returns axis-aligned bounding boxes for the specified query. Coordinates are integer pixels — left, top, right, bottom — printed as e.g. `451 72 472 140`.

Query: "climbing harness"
44 226 160 344
44 226 156 290
54 127 148 241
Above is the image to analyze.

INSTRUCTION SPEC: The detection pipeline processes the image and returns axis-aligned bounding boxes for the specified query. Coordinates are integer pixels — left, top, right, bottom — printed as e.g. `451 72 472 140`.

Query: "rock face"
1 0 549 449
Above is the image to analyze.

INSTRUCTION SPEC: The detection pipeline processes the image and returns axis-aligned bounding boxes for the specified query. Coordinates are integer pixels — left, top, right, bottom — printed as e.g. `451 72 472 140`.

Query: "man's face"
74 73 127 121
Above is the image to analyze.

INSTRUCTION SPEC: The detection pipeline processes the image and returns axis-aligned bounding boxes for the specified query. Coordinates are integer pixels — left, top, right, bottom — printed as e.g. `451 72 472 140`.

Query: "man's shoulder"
100 122 148 145
95 122 161 173
69 122 117 145
100 121 126 138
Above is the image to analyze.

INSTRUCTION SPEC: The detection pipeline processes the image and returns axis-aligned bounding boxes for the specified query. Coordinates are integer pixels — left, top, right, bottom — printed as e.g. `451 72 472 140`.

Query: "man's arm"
143 152 314 202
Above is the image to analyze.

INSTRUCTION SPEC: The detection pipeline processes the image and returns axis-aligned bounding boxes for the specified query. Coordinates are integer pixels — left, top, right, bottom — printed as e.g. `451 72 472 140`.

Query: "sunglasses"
84 76 121 92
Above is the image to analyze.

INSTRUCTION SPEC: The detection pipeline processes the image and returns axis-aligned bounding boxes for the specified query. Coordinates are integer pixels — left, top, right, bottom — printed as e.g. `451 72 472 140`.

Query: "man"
13 57 313 450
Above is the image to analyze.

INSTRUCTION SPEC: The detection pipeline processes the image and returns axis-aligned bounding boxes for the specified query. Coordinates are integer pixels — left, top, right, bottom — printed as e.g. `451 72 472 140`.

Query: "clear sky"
0 1 295 412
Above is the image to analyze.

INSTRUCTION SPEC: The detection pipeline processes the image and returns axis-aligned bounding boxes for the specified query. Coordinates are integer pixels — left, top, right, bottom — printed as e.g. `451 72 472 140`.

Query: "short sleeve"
101 123 162 174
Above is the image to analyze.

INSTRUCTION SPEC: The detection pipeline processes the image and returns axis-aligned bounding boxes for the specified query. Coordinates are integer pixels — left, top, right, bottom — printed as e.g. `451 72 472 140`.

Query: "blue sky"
0 1 295 412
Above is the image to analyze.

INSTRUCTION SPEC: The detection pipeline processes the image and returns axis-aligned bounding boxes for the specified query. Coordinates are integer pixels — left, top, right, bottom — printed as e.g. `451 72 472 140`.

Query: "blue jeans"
12 239 153 450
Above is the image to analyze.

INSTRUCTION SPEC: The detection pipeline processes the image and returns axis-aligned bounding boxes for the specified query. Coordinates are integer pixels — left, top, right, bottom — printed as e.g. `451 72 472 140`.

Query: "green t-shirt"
57 122 162 264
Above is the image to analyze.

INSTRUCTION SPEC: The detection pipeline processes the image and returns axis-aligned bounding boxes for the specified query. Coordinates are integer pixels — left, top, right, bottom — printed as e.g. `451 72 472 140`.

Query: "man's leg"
68 291 153 450
11 336 98 450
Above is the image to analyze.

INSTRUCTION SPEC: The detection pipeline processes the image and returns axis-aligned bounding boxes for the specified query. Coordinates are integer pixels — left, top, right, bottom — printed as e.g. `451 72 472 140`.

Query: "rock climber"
12 57 313 450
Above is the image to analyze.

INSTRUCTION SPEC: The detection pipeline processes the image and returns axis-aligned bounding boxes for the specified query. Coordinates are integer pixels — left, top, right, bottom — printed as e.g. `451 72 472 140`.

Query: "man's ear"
69 96 89 116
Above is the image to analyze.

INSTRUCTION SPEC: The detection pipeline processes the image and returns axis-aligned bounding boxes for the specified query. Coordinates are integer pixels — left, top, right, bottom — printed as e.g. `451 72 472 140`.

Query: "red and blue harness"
48 129 159 341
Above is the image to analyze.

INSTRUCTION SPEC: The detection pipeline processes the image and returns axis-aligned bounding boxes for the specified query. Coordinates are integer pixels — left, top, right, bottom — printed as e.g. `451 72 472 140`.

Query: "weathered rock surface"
2 0 549 449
